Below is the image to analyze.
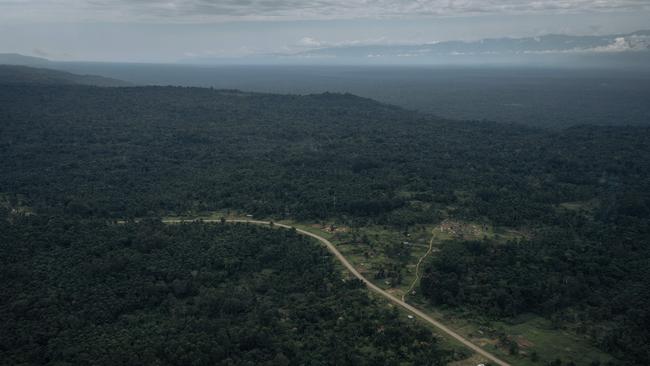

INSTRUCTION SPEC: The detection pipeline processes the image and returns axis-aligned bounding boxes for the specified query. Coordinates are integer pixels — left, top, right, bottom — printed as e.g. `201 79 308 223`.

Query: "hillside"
34 64 650 129
1 83 649 364
0 53 50 66
0 65 129 87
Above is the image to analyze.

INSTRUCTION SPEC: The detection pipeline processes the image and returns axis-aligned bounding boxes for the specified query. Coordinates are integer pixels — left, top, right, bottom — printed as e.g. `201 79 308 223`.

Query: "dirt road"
403 228 436 302
163 218 511 366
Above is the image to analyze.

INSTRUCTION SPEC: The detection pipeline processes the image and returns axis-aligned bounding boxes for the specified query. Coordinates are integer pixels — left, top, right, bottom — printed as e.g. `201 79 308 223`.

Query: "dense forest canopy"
2 84 648 224
25 63 650 129
1 80 649 364
0 216 451 365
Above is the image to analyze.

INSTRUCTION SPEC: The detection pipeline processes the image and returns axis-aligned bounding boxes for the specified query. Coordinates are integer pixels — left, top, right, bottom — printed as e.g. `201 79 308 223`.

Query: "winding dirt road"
403 228 436 302
164 218 510 366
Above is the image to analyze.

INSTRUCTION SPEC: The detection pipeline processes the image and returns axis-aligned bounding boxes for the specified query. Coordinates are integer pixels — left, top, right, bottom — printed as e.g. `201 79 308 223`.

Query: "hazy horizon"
2 1 650 64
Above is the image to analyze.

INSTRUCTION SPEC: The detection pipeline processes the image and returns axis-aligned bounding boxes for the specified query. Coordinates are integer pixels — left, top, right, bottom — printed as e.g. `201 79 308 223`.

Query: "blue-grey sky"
1 0 649 62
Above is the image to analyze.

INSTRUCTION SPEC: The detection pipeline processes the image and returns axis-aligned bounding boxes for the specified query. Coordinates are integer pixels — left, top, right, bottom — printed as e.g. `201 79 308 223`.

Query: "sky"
1 0 649 62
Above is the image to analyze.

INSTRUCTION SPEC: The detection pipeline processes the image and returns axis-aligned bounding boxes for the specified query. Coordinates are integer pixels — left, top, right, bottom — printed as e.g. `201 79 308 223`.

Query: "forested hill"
0 65 129 87
1 83 647 223
0 53 50 66
1 83 649 364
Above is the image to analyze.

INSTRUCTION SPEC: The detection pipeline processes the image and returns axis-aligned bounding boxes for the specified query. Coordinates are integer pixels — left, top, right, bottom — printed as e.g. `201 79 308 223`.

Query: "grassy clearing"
557 200 599 215
0 193 34 216
411 301 615 366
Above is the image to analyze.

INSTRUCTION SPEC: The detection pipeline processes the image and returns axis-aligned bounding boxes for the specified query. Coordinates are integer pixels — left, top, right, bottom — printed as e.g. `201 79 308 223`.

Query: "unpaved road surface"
403 228 436 302
163 218 511 366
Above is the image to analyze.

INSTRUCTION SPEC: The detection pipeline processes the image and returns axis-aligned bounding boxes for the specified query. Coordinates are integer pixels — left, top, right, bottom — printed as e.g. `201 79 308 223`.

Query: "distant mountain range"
0 65 129 87
2 30 650 68
292 30 650 58
182 30 650 67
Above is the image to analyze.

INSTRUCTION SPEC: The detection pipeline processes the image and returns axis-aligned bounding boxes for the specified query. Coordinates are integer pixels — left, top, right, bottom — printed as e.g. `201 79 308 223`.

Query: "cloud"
32 47 50 57
2 0 650 23
589 35 650 52
297 37 323 47
294 36 391 50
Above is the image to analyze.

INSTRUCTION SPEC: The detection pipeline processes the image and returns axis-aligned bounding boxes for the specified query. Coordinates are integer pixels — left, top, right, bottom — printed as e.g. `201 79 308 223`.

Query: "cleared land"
163 217 510 366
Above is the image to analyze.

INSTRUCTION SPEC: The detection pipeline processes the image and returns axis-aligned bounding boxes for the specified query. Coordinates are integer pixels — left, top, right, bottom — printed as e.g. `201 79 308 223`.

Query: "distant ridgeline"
0 64 129 86
3 53 650 129
0 53 51 66
1 69 649 364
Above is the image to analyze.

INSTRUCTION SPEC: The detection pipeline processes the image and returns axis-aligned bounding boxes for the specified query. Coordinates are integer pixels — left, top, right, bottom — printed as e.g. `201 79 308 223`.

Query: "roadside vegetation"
0 215 456 365
276 219 617 366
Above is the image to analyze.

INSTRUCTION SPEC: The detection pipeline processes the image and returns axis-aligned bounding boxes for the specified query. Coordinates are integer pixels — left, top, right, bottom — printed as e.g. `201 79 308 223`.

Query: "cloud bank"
2 0 650 23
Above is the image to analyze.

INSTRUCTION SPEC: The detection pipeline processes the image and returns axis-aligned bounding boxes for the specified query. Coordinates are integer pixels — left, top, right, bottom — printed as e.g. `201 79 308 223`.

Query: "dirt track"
402 228 436 302
163 218 511 366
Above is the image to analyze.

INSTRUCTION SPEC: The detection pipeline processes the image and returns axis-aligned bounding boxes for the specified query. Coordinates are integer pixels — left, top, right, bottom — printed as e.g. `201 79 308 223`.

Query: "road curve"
164 218 511 366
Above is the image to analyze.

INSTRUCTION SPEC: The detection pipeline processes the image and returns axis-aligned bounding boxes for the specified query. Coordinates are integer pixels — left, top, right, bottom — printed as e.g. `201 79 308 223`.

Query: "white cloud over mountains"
590 35 650 52
2 0 650 23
